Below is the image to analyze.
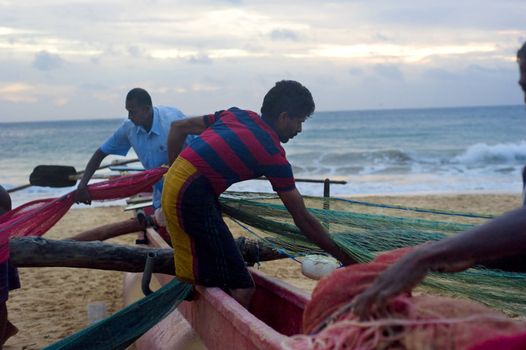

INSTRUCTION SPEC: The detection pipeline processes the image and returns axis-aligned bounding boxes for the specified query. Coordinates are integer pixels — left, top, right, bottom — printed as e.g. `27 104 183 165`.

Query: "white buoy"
301 255 340 280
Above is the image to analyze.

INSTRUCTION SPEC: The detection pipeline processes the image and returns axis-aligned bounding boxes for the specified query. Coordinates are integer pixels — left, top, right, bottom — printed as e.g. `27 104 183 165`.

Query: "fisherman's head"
125 88 153 129
518 42 526 104
261 80 315 143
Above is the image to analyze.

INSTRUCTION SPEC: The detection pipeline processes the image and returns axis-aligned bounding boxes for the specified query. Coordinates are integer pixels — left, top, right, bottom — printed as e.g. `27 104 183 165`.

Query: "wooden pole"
322 178 330 230
9 236 287 272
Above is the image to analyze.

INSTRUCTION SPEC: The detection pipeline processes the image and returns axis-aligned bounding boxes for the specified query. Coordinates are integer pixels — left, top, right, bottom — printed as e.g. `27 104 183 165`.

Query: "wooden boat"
123 228 310 350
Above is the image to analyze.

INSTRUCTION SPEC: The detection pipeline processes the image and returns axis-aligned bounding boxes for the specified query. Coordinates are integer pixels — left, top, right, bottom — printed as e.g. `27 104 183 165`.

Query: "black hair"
260 80 315 120
517 42 526 60
126 88 153 107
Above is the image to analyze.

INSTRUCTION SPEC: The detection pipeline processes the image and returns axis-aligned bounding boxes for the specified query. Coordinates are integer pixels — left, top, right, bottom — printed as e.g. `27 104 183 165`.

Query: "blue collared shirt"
101 106 195 208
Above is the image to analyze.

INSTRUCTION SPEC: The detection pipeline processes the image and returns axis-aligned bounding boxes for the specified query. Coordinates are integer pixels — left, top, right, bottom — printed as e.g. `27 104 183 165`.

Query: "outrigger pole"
9 236 287 272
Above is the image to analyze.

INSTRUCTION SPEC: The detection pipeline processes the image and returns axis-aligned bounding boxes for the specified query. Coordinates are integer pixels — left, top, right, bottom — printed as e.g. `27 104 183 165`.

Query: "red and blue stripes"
181 107 295 195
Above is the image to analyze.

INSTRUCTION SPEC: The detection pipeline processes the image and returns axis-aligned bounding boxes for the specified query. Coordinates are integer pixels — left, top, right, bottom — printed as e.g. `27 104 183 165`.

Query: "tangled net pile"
282 248 526 350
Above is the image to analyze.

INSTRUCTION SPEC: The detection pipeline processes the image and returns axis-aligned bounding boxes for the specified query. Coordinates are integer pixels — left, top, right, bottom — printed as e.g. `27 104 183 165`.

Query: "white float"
301 255 340 280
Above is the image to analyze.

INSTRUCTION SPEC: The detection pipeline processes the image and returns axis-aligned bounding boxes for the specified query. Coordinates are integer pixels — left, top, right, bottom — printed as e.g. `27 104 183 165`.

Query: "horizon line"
0 103 523 124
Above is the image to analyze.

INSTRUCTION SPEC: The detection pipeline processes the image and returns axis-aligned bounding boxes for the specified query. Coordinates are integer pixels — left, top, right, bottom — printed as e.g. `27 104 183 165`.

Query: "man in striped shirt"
162 80 355 307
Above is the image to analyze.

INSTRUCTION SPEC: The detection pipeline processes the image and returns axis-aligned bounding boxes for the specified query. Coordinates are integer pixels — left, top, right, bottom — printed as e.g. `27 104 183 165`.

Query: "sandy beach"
5 193 523 349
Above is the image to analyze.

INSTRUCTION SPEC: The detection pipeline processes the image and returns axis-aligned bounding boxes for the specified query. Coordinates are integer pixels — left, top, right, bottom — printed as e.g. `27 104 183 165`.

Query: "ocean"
2 105 526 208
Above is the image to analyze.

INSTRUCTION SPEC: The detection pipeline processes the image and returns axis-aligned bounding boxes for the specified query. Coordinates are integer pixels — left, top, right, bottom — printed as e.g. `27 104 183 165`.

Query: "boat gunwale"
135 227 309 350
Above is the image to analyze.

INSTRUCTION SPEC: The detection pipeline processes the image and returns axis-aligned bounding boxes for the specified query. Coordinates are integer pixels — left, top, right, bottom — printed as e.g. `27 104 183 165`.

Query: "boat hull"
124 228 310 350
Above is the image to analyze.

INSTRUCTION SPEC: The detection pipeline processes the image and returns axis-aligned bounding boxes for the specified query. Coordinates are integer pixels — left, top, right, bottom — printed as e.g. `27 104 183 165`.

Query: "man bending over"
162 80 356 307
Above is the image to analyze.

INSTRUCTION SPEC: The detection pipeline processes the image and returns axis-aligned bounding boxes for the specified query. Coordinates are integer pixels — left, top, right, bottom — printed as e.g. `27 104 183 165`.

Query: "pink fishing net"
283 248 526 350
0 167 167 261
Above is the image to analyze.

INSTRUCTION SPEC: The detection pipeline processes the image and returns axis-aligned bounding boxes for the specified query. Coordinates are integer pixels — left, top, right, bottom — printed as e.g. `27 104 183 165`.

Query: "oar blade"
30 165 78 188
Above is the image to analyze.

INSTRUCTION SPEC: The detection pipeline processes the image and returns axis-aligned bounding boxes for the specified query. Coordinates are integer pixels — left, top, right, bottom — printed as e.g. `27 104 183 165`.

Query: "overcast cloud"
0 0 524 122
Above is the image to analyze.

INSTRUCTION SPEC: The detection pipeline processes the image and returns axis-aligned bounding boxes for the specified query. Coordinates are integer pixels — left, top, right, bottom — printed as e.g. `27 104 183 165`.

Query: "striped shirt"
179 107 296 195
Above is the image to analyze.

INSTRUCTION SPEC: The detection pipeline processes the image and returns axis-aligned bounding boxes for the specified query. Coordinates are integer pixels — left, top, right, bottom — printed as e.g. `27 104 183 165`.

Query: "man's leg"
0 261 18 348
163 159 255 305
0 302 7 347
0 304 18 347
0 314 18 348
68 218 144 241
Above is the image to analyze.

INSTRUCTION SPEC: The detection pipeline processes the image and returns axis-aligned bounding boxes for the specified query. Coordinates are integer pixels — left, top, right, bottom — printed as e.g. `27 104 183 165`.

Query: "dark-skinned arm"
278 189 357 266
167 116 208 165
74 149 108 204
353 206 526 319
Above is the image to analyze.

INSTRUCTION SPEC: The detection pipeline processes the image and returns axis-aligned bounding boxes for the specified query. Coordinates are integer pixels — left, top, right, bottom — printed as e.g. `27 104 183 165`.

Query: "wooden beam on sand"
9 236 287 272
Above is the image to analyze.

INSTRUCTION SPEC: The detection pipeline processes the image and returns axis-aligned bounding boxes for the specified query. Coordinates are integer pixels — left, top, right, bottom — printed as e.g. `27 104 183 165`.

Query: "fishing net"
0 167 165 263
0 167 166 239
282 248 526 350
44 278 191 350
220 192 526 317
0 167 175 349
3 171 526 345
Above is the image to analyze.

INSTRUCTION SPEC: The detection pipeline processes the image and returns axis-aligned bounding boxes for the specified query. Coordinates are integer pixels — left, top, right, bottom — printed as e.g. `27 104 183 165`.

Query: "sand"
5 193 523 349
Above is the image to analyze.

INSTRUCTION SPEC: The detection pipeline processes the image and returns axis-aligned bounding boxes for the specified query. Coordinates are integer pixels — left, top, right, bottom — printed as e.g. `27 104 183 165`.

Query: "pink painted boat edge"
125 228 310 350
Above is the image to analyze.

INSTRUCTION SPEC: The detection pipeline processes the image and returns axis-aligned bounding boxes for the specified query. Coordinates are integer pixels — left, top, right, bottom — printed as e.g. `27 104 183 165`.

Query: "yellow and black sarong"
162 157 254 289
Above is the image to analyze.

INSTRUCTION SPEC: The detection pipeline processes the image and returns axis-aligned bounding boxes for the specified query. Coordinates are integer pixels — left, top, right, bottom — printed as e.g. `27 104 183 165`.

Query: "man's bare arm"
353 206 526 318
278 188 356 265
75 149 108 204
167 116 208 165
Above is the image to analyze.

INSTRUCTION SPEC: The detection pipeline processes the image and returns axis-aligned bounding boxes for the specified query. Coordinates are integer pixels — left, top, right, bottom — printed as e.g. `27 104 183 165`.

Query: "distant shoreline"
0 103 523 124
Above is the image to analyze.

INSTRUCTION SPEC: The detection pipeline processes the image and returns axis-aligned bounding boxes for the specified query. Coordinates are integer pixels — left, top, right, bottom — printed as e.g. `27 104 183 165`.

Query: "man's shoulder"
226 107 258 115
155 105 185 119
220 107 261 121
100 119 136 153
113 119 136 133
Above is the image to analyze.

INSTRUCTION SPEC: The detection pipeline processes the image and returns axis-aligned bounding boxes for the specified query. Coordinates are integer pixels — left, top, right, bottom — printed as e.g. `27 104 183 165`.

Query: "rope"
332 197 495 219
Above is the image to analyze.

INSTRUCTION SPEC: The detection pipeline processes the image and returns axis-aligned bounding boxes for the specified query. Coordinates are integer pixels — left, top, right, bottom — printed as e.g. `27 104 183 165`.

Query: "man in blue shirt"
73 88 194 240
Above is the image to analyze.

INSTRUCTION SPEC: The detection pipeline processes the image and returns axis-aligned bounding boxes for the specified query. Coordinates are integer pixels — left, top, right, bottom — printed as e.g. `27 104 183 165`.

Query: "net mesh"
220 191 526 317
44 279 191 350
284 248 526 350
3 173 526 345
0 167 166 241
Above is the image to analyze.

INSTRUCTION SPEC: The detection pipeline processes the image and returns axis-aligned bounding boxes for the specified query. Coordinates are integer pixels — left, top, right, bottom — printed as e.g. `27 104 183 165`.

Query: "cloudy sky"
0 0 525 122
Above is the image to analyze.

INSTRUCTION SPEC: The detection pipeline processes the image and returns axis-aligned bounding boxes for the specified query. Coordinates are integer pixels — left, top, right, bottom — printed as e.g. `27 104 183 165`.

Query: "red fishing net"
284 248 526 350
0 167 167 261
